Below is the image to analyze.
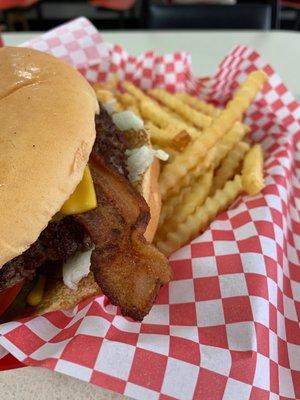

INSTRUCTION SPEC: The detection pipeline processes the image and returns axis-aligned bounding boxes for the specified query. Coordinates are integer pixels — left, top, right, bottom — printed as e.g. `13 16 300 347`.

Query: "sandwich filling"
0 107 125 294
0 105 171 321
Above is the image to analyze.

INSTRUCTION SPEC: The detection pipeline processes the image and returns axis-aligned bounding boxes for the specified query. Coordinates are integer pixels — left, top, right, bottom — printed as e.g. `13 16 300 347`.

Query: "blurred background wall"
0 0 299 31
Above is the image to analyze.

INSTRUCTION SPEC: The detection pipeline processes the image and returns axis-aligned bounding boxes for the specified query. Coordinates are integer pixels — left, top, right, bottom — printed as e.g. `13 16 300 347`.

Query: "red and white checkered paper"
1 17 300 400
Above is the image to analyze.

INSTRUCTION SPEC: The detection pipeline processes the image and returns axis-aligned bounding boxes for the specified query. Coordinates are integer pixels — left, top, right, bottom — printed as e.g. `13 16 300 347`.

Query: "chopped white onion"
63 248 94 290
153 148 170 161
126 145 169 182
112 111 144 132
103 99 116 116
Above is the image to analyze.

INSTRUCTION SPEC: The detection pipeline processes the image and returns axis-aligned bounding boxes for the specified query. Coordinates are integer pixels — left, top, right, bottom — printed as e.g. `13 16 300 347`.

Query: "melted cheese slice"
60 165 97 215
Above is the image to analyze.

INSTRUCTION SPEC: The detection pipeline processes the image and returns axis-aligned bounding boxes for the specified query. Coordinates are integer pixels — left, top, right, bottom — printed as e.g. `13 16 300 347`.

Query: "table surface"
3 30 300 98
1 29 300 400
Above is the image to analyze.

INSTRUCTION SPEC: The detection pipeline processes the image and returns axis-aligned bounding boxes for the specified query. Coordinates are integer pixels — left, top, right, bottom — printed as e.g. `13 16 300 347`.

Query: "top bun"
0 47 99 268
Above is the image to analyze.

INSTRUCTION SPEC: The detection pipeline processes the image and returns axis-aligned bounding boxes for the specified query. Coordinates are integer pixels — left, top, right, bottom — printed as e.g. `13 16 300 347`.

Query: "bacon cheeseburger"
0 47 171 322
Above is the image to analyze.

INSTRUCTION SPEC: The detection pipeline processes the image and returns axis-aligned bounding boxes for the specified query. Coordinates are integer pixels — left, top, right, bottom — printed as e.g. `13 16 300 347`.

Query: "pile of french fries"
94 70 267 257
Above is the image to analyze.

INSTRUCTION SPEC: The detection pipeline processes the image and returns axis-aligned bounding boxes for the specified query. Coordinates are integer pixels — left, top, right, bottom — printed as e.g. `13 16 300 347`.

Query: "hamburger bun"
0 47 99 268
142 157 161 243
0 48 163 318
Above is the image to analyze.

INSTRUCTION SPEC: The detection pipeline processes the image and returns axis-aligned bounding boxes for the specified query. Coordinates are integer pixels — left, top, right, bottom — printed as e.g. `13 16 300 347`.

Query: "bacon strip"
74 153 172 321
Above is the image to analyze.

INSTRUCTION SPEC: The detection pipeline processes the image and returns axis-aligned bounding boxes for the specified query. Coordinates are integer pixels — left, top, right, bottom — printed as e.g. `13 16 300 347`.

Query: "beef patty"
0 103 129 293
0 218 93 292
93 106 128 177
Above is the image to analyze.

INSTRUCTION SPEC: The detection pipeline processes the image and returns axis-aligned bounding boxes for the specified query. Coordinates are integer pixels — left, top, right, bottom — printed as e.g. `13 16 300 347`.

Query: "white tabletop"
3 30 300 98
1 29 300 400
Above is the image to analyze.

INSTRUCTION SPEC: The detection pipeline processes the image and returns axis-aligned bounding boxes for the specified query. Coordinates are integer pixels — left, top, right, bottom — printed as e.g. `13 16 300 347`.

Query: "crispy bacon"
74 153 172 321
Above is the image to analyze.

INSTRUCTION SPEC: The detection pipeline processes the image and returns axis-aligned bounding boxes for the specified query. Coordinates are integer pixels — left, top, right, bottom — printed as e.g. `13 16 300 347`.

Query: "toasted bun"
36 273 100 315
35 127 162 316
142 157 161 242
123 127 161 243
0 47 99 268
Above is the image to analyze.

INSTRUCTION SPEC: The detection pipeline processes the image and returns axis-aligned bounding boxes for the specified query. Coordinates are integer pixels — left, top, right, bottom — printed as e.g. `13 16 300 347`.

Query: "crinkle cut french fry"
149 88 212 129
158 170 213 238
158 186 190 228
165 121 246 198
140 100 200 140
161 105 184 122
242 144 265 195
122 81 150 102
156 175 243 256
146 122 185 149
210 121 247 170
167 151 215 198
93 75 119 92
116 92 137 107
210 141 250 195
94 88 123 111
161 103 208 135
159 70 268 199
147 121 191 150
141 101 176 128
243 124 251 135
176 92 220 117
95 88 113 103
116 92 141 116
106 74 120 90
171 130 191 151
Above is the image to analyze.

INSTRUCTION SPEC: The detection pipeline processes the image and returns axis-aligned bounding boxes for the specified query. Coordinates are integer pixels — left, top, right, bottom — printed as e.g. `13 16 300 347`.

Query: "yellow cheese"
27 276 46 307
60 166 97 215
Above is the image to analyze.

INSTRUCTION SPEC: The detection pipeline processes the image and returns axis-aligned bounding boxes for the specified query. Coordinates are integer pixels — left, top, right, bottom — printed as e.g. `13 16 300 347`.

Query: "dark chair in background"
89 0 137 28
143 0 280 30
281 0 300 30
0 0 42 31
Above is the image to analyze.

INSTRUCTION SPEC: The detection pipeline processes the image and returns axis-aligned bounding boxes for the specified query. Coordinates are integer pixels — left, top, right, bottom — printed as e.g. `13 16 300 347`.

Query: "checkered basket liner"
0 17 300 400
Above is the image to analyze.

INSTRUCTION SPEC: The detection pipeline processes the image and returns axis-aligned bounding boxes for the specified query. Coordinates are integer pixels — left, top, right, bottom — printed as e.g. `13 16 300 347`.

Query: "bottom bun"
35 273 100 315
35 154 161 316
